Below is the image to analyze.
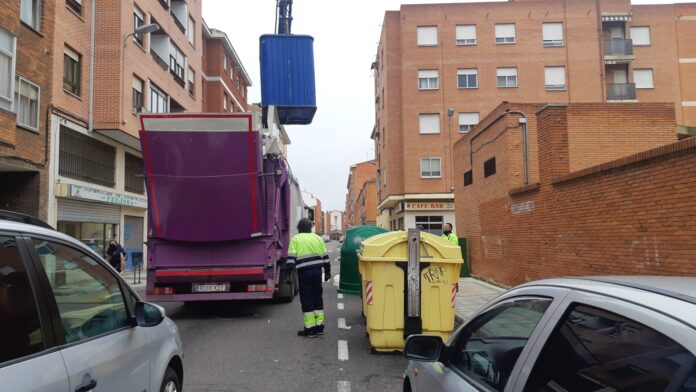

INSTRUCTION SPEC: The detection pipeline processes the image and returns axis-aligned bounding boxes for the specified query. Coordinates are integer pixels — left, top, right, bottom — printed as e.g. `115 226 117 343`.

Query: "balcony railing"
607 83 636 100
172 15 186 33
150 51 169 70
604 39 634 56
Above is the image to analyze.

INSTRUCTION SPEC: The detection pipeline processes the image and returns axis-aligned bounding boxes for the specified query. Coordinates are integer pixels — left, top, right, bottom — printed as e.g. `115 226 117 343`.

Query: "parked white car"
0 210 184 392
404 276 696 392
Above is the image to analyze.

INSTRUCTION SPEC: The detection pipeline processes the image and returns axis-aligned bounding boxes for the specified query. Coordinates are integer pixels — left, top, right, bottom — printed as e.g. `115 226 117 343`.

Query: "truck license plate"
192 283 230 293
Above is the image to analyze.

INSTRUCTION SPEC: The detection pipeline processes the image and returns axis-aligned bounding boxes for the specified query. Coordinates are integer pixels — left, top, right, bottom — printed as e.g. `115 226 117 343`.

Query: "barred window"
59 127 115 187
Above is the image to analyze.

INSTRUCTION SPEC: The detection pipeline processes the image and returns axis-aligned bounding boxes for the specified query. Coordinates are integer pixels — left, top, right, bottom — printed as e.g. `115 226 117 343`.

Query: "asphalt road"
138 241 407 392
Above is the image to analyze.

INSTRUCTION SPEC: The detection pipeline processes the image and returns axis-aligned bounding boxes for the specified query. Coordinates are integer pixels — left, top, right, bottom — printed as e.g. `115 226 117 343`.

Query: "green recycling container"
339 226 388 296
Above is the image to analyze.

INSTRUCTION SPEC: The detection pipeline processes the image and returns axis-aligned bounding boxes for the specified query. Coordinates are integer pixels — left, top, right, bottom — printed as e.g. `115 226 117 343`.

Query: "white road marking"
338 340 349 361
337 381 351 392
338 293 344 299
337 303 344 310
338 317 352 330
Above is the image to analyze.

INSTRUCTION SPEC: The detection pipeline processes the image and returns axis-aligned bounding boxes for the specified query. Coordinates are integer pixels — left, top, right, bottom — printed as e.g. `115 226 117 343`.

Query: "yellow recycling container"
358 230 463 352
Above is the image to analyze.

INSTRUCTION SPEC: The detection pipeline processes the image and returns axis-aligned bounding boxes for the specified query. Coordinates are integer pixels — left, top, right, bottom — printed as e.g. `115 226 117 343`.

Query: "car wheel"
160 366 181 392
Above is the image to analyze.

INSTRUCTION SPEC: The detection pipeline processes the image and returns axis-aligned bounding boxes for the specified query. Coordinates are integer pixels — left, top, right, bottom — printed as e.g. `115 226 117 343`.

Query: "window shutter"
417 26 438 45
456 25 476 41
543 23 563 41
419 114 440 134
132 77 143 92
495 24 515 38
457 69 477 76
418 70 438 79
65 47 80 62
631 27 650 45
544 67 566 86
634 69 654 88
497 68 517 77
459 112 480 126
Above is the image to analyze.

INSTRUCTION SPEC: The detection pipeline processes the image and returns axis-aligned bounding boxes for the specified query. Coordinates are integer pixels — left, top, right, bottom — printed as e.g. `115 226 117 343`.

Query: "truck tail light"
247 284 267 292
154 287 175 295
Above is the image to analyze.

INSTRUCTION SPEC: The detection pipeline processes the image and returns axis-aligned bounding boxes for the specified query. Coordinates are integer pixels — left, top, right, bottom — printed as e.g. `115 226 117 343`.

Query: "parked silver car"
404 276 696 392
0 211 184 392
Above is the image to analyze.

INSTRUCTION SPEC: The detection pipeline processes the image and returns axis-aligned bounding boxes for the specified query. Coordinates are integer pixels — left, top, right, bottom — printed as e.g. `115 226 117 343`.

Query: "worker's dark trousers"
297 267 323 313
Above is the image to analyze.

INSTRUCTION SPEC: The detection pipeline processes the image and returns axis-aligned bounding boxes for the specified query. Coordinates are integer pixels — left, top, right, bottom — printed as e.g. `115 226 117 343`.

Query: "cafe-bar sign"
405 202 454 211
70 184 148 208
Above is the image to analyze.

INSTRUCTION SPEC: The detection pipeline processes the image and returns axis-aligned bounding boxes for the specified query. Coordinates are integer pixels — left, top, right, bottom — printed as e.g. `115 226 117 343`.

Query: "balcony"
604 39 634 64
150 51 168 70
607 83 636 101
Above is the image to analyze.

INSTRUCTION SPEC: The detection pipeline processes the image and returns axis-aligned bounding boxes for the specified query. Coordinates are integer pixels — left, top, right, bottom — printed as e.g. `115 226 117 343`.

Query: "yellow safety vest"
287 233 329 269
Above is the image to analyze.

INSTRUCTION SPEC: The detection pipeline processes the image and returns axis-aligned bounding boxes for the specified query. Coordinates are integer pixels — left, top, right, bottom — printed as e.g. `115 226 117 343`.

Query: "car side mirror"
135 301 165 327
404 335 444 361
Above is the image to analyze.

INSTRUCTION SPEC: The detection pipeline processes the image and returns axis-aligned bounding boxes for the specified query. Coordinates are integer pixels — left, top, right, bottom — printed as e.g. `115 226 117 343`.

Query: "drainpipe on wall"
88 0 96 132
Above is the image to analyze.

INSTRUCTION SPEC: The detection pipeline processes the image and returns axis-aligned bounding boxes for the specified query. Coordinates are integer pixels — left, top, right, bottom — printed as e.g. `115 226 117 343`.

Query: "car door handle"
75 379 97 392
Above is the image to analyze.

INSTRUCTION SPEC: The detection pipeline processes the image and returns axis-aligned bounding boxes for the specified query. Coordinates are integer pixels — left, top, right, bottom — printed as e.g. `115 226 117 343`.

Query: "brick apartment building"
373 0 696 235
324 210 342 239
344 160 377 229
0 0 55 221
453 102 696 286
301 190 324 235
356 179 377 226
202 20 251 113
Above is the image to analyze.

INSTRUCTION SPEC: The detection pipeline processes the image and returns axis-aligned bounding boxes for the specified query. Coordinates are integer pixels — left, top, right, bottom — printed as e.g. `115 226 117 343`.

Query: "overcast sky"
202 0 691 211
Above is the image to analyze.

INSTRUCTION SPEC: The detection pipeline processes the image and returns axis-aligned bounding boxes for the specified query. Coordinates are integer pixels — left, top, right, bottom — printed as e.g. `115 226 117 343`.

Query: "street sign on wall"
70 184 147 209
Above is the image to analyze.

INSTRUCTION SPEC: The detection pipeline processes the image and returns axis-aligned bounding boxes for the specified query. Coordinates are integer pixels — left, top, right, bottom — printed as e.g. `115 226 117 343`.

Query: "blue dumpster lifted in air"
260 0 316 125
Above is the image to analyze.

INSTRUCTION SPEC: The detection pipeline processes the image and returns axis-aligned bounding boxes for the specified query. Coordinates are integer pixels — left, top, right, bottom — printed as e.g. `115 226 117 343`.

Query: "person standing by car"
287 218 331 337
442 223 459 245
106 240 126 272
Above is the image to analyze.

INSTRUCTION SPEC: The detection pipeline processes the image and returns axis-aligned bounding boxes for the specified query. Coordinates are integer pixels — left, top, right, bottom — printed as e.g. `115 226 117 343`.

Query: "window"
0 28 16 111
132 75 143 112
133 7 144 46
21 0 41 31
169 44 185 83
29 239 130 344
456 25 477 45
451 298 552 391
634 69 654 89
149 84 168 113
67 0 82 15
63 46 81 96
524 304 696 392
59 126 116 186
0 236 44 363
223 55 227 70
230 62 234 80
420 157 442 178
631 26 651 46
457 68 478 89
542 23 564 47
464 170 473 186
14 76 39 131
383 168 387 186
497 68 518 88
544 66 566 90
417 26 438 46
418 70 439 90
459 112 479 133
495 24 516 44
484 157 496 177
56 222 117 257
187 67 195 95
415 216 443 235
419 114 440 134
187 16 195 45
125 153 144 194
223 93 228 111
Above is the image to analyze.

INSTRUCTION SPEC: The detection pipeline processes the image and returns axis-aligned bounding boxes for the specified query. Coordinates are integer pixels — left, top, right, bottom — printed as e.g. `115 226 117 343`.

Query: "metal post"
405 228 423 337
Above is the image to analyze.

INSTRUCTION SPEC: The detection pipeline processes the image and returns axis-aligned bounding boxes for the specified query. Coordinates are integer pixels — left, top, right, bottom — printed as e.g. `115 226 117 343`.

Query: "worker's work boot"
315 325 324 335
297 327 317 338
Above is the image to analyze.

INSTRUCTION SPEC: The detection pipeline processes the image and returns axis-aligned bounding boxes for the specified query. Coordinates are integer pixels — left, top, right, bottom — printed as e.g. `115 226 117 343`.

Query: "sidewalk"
455 277 506 324
121 269 146 290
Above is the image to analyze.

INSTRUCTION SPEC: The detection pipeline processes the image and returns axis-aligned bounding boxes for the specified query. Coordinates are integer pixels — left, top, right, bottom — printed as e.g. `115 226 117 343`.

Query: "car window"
29 239 130 344
524 304 696 392
0 236 45 363
450 298 552 391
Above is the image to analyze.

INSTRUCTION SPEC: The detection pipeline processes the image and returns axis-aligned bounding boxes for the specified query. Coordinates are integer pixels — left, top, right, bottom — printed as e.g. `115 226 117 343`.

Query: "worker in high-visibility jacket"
442 223 459 246
287 218 331 337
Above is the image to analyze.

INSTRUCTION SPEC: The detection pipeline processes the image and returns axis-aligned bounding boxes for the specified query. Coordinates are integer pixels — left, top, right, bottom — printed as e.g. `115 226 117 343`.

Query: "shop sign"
405 202 454 211
70 185 148 209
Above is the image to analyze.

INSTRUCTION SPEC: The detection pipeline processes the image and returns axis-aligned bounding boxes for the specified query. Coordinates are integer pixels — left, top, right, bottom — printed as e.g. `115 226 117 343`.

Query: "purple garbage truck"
139 111 303 302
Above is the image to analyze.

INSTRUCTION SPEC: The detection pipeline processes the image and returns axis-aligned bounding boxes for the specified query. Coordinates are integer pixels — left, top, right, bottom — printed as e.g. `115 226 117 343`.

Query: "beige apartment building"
373 0 696 234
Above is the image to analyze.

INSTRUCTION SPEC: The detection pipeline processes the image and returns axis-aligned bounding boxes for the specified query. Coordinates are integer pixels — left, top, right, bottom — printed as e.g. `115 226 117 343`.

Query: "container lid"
359 231 463 264
341 226 389 254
